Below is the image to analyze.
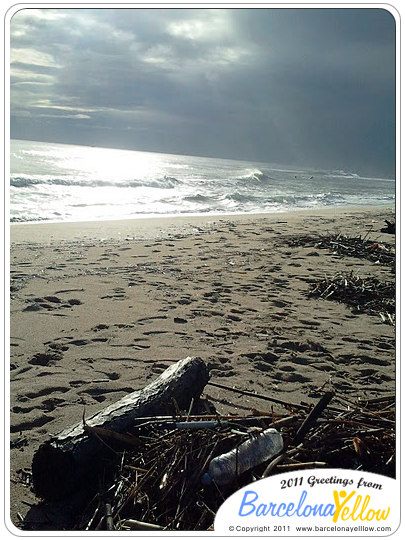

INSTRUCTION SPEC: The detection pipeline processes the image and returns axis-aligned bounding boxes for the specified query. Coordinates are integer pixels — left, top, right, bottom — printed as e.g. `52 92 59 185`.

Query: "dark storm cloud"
10 7 396 176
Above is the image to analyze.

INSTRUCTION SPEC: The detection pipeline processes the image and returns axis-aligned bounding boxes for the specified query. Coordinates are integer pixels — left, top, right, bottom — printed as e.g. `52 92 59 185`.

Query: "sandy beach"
9 206 396 529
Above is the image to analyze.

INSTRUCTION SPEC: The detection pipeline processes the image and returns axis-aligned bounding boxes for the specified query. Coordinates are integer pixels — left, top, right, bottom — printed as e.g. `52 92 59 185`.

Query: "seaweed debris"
307 271 395 325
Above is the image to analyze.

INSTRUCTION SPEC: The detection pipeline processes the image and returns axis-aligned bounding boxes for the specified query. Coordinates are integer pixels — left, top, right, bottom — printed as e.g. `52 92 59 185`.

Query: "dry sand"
9 206 396 528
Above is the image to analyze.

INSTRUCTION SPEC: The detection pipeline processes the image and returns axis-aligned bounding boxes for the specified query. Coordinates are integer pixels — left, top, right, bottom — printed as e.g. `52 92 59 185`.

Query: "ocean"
10 139 395 223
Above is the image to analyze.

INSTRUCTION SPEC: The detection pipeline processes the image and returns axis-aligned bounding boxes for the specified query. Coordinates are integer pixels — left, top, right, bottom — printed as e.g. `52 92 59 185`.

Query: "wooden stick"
276 461 327 470
208 381 310 411
104 503 114 531
120 519 163 531
262 453 285 478
294 391 334 444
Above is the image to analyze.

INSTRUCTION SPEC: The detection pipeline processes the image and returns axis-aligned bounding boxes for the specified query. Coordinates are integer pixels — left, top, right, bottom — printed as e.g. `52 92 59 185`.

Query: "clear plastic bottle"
201 428 283 485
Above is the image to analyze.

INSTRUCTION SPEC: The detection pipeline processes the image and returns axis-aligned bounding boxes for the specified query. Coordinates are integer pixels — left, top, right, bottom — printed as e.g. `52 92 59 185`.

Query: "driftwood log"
32 356 209 501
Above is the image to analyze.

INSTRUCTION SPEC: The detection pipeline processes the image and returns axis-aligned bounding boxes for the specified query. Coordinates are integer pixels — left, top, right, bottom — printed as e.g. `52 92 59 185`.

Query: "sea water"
9 139 395 223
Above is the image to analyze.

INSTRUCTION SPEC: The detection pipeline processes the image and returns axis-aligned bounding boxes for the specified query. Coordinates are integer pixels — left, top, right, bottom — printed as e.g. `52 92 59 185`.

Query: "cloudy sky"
9 7 396 177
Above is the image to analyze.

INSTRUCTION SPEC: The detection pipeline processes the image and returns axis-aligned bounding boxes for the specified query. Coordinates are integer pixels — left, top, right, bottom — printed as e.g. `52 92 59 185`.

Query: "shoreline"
9 205 396 529
10 204 395 244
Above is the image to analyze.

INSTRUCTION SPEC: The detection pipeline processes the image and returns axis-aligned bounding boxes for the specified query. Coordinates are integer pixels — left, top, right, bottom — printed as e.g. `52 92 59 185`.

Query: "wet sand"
9 206 396 528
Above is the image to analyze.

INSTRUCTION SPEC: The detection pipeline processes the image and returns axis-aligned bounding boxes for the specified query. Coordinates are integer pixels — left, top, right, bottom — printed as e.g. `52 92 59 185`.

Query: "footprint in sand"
115 323 134 329
277 364 297 373
338 354 390 367
299 319 321 327
10 414 55 433
178 297 193 305
273 370 312 383
40 397 66 412
358 354 391 366
43 295 62 304
276 340 329 354
28 350 63 366
286 356 313 366
23 296 82 312
356 368 378 377
92 324 110 331
137 315 168 325
12 405 35 414
104 371 120 380
253 360 274 373
79 386 134 399
23 386 70 400
68 339 91 346
375 339 394 350
46 342 69 351
242 352 278 373
67 298 83 306
227 314 242 322
272 300 289 308
69 380 87 388
210 366 236 377
132 343 151 350
101 294 127 300
151 362 172 374
23 302 43 312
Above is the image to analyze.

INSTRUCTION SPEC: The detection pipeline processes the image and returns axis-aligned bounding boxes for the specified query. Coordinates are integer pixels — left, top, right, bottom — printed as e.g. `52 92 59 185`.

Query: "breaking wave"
10 175 182 189
236 169 273 184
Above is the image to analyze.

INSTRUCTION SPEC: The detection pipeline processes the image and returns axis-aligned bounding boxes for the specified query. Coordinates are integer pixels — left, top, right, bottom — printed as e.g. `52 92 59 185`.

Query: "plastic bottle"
201 428 283 485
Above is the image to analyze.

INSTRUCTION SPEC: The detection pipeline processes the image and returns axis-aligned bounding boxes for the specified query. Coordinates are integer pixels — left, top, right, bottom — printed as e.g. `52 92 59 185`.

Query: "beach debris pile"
307 271 395 325
285 231 395 269
73 390 394 531
24 384 394 531
282 230 395 324
316 233 395 268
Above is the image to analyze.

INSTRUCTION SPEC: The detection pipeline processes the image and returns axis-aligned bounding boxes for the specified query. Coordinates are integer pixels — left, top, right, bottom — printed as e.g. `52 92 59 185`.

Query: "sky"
9 7 396 177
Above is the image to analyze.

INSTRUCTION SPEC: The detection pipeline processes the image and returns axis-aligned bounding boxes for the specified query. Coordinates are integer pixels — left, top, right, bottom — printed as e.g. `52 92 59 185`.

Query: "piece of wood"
381 219 395 234
207 380 310 410
294 391 334 444
104 503 114 531
31 356 209 501
120 519 163 531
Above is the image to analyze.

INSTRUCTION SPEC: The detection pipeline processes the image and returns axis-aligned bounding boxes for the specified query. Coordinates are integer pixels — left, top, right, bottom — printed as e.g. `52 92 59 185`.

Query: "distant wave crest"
237 169 273 185
10 175 182 189
269 192 346 205
10 215 50 223
226 191 260 203
183 194 215 203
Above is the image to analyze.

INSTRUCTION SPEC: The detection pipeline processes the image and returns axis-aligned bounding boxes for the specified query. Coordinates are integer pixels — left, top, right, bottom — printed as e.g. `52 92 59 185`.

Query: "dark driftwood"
381 219 395 234
294 391 334 444
31 356 209 501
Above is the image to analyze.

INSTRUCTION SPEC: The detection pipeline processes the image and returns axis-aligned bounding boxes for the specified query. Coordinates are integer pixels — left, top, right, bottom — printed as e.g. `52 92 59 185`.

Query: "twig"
120 519 163 531
104 503 114 531
276 461 327 470
294 392 334 444
208 381 311 411
262 453 285 478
